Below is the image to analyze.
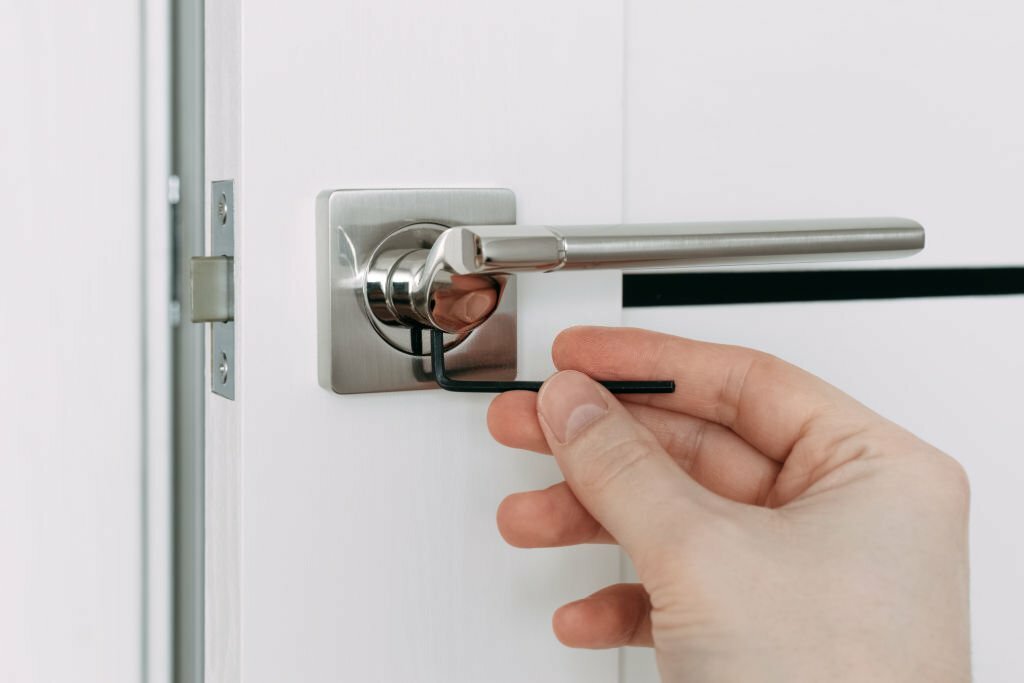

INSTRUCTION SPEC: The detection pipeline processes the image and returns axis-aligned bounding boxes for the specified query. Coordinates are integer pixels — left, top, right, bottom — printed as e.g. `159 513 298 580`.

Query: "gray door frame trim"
171 0 205 679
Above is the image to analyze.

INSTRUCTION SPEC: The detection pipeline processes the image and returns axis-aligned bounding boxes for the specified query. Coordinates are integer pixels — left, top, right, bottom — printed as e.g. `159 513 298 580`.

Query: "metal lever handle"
368 216 924 335
437 217 924 273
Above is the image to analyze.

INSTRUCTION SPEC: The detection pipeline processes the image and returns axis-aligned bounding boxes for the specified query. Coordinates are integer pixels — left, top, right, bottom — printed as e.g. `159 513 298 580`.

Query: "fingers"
535 371 715 562
497 482 614 547
489 390 780 506
553 583 653 649
488 391 545 450
552 326 875 461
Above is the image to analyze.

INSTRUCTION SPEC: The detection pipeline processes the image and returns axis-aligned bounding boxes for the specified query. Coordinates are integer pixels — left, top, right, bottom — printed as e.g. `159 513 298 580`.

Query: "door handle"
316 188 924 394
432 218 922 272
369 217 923 335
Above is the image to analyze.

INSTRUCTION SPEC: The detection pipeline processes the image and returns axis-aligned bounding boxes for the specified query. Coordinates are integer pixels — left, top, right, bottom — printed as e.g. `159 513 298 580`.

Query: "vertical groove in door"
172 0 206 680
138 0 150 678
142 0 175 679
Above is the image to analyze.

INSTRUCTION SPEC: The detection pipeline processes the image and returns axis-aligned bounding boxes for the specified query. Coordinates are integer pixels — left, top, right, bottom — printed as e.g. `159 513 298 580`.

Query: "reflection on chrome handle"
366 217 924 335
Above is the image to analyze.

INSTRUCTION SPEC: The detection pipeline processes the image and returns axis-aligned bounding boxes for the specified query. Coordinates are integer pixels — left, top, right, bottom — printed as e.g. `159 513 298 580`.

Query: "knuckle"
891 443 972 516
717 350 780 426
930 453 971 509
573 437 660 497
678 420 708 474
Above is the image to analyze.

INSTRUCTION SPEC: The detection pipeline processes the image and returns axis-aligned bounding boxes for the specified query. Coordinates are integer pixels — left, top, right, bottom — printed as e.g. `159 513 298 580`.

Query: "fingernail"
537 371 608 443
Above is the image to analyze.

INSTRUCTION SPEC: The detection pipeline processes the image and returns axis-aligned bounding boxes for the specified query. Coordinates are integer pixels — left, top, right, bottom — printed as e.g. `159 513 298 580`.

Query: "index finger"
551 326 876 461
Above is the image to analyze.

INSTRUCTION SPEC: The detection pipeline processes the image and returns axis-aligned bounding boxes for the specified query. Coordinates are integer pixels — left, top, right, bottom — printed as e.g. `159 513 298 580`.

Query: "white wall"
0 2 169 682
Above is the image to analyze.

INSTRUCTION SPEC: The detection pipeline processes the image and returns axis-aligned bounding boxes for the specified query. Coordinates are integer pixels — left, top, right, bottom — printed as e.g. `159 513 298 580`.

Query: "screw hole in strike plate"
217 192 229 226
218 351 229 384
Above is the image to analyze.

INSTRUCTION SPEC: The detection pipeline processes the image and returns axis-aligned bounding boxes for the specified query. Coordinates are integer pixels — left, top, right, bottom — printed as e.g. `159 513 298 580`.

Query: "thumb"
536 370 713 562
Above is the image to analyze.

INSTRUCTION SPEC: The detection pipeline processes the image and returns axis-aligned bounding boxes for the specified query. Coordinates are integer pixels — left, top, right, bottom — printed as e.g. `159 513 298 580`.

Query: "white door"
204 2 1023 682
204 2 625 682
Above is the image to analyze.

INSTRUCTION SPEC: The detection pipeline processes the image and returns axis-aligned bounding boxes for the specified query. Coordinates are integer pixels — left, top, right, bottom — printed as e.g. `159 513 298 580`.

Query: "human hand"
488 327 970 682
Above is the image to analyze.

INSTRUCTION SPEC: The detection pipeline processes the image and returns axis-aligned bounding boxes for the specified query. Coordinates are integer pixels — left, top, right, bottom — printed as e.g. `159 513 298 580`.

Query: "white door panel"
626 0 1024 266
623 297 1024 682
212 1 626 681
210 1 1020 680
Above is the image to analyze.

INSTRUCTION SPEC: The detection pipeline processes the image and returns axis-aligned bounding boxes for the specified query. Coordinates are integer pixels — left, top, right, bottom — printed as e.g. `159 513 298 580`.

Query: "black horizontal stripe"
623 267 1024 307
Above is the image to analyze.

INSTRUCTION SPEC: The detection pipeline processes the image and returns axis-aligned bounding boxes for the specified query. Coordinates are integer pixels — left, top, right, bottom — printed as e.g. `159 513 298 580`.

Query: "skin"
487 326 971 682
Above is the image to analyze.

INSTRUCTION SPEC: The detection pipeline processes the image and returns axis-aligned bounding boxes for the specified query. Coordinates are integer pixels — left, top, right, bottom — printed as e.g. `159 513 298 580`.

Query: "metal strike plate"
210 179 235 399
317 188 517 394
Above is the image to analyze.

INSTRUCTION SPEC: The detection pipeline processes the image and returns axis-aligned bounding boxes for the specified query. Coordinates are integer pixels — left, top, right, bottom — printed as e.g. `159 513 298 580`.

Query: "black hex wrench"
426 328 675 394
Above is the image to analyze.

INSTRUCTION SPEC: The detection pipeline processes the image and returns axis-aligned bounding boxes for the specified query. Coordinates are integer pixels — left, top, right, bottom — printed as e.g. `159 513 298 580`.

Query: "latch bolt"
190 256 233 323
